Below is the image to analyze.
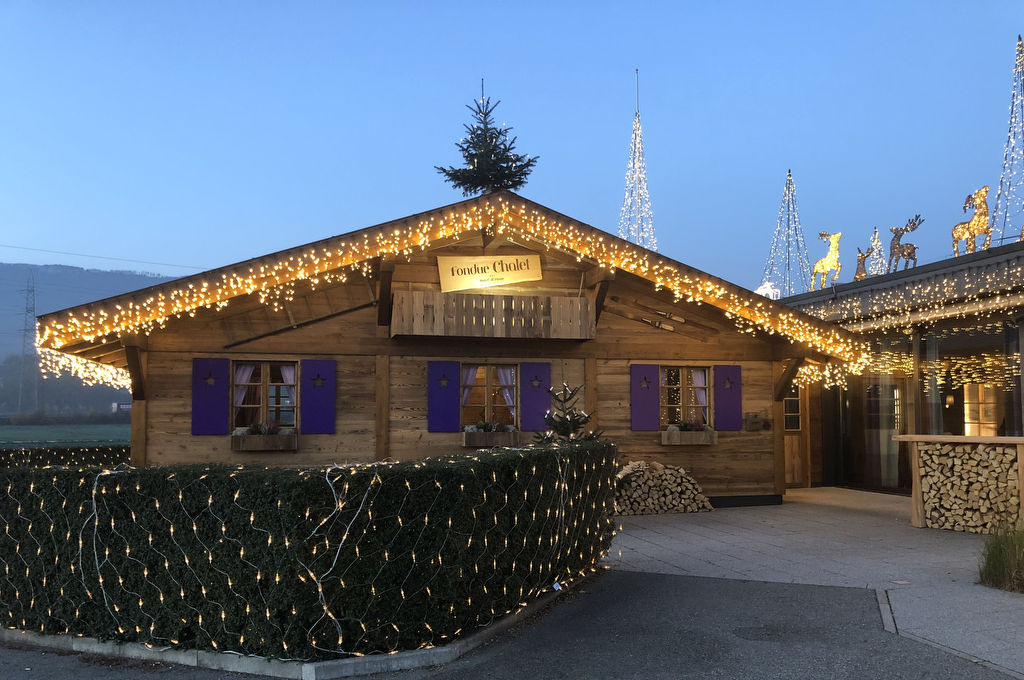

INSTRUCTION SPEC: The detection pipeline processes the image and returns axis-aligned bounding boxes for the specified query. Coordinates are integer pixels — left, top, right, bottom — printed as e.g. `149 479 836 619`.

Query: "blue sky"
0 1 1021 291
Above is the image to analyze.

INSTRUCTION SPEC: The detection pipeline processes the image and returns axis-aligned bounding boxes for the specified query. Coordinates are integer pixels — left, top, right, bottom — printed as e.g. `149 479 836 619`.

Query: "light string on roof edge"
37 197 870 390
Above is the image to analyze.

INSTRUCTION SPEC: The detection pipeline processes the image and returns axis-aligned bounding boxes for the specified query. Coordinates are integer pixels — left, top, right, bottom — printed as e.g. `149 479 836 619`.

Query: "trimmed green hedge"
0 446 130 468
0 442 617 660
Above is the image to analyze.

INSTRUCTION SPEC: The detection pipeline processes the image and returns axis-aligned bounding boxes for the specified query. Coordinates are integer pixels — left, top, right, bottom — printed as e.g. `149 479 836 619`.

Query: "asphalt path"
0 570 1009 679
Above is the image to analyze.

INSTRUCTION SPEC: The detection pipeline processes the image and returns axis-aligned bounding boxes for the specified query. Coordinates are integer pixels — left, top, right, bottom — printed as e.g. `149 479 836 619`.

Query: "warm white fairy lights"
868 228 886 277
617 111 657 251
994 35 1024 245
37 194 869 389
760 170 812 297
0 448 617 659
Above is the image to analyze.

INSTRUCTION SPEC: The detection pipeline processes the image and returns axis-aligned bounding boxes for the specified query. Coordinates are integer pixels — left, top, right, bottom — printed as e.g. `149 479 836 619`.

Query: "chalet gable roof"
37 191 869 386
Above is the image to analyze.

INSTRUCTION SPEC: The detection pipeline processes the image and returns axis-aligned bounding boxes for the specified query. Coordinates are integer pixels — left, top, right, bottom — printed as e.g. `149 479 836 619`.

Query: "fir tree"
534 383 602 446
436 96 538 196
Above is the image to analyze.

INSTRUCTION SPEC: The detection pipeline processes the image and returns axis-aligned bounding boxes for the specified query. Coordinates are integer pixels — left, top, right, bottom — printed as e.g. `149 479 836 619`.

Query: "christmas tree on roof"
436 86 538 196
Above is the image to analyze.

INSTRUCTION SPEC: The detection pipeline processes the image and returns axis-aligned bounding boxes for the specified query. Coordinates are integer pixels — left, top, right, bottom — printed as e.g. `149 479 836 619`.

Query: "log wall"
132 237 791 497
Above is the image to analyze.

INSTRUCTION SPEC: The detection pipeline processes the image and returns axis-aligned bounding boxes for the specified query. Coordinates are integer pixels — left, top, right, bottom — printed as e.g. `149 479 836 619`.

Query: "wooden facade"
38 193 862 500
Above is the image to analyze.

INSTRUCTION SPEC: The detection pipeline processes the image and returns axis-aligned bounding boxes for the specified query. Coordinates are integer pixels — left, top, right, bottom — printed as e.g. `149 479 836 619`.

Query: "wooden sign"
437 255 542 293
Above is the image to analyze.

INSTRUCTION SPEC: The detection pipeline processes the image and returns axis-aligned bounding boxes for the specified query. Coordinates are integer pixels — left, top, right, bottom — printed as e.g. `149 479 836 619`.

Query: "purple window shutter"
301 359 336 434
713 365 742 431
427 361 460 432
192 358 230 435
519 362 551 431
630 364 660 431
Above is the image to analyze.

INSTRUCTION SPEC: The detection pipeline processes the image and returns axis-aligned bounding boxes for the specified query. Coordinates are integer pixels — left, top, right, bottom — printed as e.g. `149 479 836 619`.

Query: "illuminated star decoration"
617 70 657 251
994 35 1024 244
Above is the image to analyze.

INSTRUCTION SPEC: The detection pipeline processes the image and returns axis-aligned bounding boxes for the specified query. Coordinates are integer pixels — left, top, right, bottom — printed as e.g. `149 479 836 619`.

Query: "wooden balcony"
390 290 595 340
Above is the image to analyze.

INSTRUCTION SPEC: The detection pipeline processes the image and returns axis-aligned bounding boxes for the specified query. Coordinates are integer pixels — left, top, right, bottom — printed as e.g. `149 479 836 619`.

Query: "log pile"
919 443 1020 533
614 461 713 515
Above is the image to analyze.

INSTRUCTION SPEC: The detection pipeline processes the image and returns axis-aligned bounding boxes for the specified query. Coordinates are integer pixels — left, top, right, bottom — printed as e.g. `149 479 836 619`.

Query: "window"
784 384 801 431
233 361 298 429
661 366 709 428
460 364 517 428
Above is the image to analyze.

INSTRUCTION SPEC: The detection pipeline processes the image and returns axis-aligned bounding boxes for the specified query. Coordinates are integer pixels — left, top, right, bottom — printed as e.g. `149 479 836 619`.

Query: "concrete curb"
0 586 569 680
898 630 1024 680
874 589 897 634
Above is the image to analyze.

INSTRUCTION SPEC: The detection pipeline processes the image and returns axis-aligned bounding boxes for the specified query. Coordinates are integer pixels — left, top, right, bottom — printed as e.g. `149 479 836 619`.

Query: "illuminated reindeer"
811 231 842 291
952 185 991 256
888 215 923 273
853 246 873 282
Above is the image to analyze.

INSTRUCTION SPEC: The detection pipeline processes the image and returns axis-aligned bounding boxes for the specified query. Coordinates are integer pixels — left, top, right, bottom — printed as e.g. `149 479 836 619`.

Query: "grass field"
0 424 130 447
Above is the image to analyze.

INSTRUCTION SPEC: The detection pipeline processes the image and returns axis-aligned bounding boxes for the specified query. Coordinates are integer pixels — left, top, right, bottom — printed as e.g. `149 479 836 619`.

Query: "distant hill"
0 263 174 360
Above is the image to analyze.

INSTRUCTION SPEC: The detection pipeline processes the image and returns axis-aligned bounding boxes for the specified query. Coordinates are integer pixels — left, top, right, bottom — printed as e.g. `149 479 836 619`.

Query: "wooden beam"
122 345 146 401
774 357 806 402
594 280 610 324
583 266 615 288
375 355 390 461
224 300 376 349
377 266 394 327
130 400 147 467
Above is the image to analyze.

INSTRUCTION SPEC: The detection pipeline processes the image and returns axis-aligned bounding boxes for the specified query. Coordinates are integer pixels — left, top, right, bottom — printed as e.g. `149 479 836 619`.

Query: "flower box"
231 434 298 452
461 431 522 448
661 430 717 446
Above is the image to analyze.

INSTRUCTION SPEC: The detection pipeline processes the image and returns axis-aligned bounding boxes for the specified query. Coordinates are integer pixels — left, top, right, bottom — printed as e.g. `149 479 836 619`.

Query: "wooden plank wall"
388 356 584 462
596 359 777 497
136 236 787 497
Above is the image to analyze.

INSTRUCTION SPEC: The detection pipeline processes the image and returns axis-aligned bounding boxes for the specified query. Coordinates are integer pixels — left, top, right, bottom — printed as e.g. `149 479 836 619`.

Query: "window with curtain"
660 366 709 428
460 364 517 428
233 361 298 429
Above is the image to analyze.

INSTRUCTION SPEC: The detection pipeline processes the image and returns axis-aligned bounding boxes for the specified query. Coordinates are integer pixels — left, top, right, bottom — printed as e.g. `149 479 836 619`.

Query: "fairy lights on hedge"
37 194 869 389
0 445 617 659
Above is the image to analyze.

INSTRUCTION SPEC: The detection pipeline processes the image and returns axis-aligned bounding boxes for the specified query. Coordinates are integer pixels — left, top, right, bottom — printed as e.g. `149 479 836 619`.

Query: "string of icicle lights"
857 350 1021 395
795 256 1024 334
36 195 870 389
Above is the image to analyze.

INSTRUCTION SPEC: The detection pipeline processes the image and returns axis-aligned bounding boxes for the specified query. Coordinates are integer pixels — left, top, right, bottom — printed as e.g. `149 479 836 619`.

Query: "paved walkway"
608 487 1024 676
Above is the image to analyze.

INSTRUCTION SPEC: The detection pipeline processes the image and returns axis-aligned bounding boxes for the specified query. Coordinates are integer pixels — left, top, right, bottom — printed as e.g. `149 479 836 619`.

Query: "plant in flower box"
662 421 716 445
231 421 298 452
462 421 519 447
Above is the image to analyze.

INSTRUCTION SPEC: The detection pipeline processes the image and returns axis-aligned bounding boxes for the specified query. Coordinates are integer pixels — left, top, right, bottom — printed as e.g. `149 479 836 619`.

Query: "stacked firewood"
919 443 1020 533
614 461 713 515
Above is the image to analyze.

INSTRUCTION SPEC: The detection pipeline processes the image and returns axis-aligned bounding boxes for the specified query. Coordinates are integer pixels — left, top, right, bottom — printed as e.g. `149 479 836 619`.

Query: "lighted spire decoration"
617 69 657 251
760 170 812 297
994 35 1024 244
868 227 887 276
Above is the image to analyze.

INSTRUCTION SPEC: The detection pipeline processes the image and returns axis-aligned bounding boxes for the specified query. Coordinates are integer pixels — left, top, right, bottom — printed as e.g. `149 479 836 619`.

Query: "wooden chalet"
36 192 867 502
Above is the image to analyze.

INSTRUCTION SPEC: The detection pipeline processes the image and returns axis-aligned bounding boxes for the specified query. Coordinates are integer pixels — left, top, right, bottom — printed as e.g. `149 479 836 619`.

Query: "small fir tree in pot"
436 95 538 196
534 383 603 446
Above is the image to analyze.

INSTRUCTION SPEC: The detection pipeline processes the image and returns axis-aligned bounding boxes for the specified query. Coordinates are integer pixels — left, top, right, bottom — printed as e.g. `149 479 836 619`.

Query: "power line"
0 243 204 271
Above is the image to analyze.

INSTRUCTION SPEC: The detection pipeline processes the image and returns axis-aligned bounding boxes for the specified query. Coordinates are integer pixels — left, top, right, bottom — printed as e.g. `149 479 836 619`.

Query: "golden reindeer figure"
811 231 842 291
952 185 991 256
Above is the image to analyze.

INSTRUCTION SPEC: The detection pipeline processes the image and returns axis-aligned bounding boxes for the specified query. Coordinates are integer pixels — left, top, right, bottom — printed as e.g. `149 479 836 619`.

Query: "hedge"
0 441 617 660
0 446 130 468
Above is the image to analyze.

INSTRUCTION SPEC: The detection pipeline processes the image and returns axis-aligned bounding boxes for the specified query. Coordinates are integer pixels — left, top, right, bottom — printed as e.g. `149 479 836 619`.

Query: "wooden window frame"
460 363 519 429
660 365 711 429
232 360 299 431
783 384 801 431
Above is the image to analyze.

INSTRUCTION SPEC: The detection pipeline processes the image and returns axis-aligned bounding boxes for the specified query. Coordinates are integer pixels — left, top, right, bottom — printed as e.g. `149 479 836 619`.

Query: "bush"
0 441 617 660
979 523 1024 593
